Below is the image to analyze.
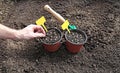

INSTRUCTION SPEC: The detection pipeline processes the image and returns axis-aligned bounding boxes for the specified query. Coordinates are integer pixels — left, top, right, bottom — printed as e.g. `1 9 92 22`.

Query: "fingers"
32 25 46 35
23 24 46 39
32 25 46 37
34 33 46 38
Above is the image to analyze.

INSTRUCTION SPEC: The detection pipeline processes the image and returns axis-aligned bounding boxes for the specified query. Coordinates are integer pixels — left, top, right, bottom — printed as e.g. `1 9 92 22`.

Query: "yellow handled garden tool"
44 5 77 33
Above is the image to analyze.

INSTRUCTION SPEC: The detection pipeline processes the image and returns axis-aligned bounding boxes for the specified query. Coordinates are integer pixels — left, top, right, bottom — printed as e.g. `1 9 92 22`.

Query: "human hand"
16 24 46 40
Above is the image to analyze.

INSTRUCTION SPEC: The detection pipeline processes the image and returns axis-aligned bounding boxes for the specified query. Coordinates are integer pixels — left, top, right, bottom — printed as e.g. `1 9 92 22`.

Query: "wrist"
13 30 23 40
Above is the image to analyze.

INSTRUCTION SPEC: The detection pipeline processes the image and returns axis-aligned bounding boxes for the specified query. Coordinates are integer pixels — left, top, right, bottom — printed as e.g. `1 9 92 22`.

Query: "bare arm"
0 24 17 39
0 24 46 40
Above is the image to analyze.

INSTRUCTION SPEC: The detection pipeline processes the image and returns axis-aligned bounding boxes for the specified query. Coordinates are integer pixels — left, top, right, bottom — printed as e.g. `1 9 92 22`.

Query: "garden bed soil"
0 0 120 73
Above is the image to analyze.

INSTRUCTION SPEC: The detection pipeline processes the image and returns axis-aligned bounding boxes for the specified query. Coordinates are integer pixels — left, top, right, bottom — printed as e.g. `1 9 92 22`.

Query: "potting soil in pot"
67 31 85 44
41 29 61 44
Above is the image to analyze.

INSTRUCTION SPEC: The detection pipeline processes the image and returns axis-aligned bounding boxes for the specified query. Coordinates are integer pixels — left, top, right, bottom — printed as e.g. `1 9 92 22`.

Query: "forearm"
0 24 46 40
0 24 18 39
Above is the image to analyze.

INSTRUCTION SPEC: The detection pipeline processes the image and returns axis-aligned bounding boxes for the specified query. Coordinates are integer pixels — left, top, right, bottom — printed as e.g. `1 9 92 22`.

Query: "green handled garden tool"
44 5 77 33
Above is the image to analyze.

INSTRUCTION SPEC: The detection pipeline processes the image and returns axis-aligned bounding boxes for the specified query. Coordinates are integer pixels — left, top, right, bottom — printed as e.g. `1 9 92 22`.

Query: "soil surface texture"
0 0 120 73
66 30 86 44
41 28 61 44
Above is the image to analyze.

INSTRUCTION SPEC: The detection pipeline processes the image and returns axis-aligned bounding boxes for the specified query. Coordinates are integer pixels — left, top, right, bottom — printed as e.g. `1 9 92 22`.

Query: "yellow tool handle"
44 5 65 23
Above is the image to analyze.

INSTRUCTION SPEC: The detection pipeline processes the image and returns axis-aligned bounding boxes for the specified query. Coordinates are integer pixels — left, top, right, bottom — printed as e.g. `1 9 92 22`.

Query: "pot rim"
65 29 87 45
41 27 63 45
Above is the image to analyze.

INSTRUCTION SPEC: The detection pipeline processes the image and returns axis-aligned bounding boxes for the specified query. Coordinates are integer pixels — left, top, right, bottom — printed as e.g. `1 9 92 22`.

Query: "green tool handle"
44 5 65 23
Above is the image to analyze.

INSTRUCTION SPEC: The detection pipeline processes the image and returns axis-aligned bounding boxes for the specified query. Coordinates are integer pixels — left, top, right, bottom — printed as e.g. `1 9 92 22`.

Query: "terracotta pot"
41 27 63 52
65 29 87 53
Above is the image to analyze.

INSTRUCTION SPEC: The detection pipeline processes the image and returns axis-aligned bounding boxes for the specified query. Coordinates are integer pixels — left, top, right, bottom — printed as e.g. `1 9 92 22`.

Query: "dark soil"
0 0 120 73
41 28 61 44
66 30 86 44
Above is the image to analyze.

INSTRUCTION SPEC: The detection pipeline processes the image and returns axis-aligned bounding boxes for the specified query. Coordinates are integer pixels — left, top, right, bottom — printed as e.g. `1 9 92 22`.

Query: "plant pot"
41 27 63 52
65 29 87 53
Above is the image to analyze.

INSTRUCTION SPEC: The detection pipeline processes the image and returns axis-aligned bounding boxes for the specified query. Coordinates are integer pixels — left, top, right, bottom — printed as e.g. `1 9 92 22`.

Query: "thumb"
34 33 46 38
